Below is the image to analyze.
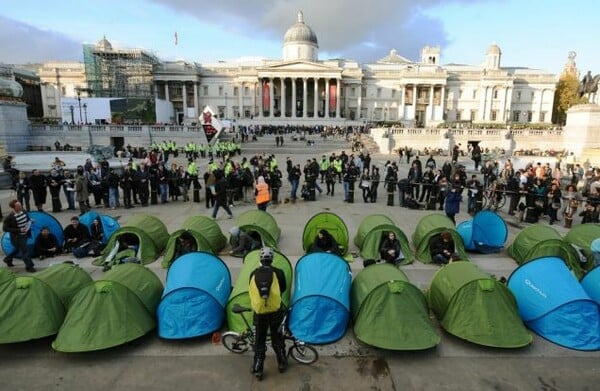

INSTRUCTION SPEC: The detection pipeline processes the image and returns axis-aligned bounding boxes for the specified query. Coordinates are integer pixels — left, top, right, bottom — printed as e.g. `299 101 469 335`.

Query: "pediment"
259 61 341 72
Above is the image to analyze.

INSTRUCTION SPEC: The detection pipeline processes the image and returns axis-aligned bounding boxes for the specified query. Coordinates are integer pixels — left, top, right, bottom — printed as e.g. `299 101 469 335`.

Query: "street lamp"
83 103 88 124
76 88 83 124
69 105 75 124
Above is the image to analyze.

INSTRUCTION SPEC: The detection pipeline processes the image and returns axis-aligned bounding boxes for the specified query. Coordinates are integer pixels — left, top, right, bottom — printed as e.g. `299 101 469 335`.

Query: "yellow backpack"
249 266 281 314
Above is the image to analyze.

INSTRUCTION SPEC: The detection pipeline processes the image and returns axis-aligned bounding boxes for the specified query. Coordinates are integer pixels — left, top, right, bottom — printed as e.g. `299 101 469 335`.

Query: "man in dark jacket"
2 199 36 272
430 230 458 264
211 169 233 219
63 216 91 252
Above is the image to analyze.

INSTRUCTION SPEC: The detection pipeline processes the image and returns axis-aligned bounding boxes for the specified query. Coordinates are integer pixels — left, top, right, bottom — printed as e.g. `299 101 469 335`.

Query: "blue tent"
157 252 231 339
289 252 352 344
508 256 600 351
581 266 600 306
1 211 64 258
457 210 508 253
79 211 120 244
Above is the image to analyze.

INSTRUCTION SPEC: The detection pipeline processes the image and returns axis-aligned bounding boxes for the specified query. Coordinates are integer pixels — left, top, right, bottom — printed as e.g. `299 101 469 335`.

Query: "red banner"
329 83 337 113
262 81 270 112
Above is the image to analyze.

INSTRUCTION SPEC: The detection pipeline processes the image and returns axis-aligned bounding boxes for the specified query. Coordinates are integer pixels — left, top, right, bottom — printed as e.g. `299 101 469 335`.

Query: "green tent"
353 215 414 264
507 224 583 279
53 263 163 353
236 210 281 249
182 215 227 254
427 261 532 348
302 212 349 255
162 229 214 269
412 214 467 263
225 249 293 332
0 268 13 288
351 263 439 350
0 264 91 344
564 223 600 272
93 213 169 267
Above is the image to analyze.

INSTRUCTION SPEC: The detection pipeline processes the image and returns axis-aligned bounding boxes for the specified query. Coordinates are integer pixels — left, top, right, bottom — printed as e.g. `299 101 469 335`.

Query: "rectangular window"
361 87 366 98
391 89 396 98
531 91 535 100
513 111 520 122
493 90 499 99
351 87 356 97
456 110 462 121
233 87 239 97
516 91 521 101
377 88 382 98
203 86 208 96
527 111 533 122
491 110 497 121
218 86 223 96
540 111 546 122
472 90 477 99
459 89 463 98
470 110 477 121
244 86 250 96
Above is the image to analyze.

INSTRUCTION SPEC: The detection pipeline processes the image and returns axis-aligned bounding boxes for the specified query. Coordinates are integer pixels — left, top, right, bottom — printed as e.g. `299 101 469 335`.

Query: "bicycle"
482 185 507 211
222 303 318 365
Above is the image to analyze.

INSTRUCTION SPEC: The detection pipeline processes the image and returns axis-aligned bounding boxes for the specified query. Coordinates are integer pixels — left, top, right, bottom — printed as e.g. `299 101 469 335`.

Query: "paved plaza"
0 135 599 390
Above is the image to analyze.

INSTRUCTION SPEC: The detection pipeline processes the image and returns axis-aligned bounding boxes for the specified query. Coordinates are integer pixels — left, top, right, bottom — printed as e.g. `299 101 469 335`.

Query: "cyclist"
249 247 288 380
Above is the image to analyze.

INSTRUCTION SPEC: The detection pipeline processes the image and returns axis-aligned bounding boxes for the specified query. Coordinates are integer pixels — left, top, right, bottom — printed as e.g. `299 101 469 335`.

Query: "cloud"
148 0 482 62
0 16 81 64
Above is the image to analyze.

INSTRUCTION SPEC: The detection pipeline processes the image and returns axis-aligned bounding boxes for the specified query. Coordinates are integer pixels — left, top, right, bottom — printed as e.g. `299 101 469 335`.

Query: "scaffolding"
83 38 160 98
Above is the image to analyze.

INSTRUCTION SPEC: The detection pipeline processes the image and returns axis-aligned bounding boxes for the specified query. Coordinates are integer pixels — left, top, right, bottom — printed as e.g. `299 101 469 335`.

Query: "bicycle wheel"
496 194 507 210
289 343 318 364
222 332 249 354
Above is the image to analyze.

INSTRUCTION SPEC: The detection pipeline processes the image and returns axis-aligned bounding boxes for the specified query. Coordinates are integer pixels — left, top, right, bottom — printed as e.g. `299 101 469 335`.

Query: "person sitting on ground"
379 231 405 266
229 226 260 257
430 230 459 265
63 216 91 253
174 231 197 259
88 218 106 256
34 226 61 259
308 229 341 255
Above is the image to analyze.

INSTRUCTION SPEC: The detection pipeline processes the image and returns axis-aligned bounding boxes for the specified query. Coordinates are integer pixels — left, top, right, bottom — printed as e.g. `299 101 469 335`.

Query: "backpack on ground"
249 266 281 314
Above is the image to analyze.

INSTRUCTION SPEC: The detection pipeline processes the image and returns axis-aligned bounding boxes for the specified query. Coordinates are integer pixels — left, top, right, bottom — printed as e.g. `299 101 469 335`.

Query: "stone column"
281 78 286 118
325 79 330 118
292 78 297 118
412 85 417 121
182 83 188 120
336 78 341 118
398 85 404 120
538 89 545 122
479 87 487 122
314 78 319 118
258 79 263 118
357 84 362 120
302 78 308 118
193 82 199 119
429 85 434 120
165 82 170 102
503 86 510 122
238 82 243 119
269 78 274 118
440 85 446 121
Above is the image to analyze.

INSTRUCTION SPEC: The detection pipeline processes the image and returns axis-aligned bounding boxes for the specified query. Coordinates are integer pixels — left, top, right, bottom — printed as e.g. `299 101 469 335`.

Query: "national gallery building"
152 12 556 128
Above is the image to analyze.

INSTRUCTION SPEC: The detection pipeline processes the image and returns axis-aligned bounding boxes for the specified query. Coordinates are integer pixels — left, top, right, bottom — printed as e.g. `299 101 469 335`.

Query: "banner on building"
262 81 270 112
329 83 337 114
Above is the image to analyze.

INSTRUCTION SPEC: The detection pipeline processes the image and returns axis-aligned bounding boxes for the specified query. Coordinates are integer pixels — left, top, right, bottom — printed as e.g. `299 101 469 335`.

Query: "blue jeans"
290 179 299 199
343 181 350 200
7 233 34 269
159 183 169 203
109 187 120 208
63 188 75 210
433 253 450 264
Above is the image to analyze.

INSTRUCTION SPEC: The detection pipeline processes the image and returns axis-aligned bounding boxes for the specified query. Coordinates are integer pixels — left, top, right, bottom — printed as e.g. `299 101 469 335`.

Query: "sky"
0 0 597 76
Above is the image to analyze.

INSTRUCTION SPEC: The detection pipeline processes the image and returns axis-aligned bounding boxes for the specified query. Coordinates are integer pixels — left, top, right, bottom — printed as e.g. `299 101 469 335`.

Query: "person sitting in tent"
229 226 260 257
102 234 141 271
88 218 106 257
174 231 197 259
430 230 459 265
34 226 61 259
63 216 91 254
379 231 405 266
308 229 341 255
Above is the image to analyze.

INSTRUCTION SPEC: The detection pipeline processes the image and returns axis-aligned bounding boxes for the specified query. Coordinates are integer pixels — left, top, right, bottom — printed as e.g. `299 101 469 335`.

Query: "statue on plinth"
578 70 600 103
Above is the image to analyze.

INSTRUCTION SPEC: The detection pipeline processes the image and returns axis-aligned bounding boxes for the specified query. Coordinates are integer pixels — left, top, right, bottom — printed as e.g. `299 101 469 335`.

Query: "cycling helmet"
259 247 274 265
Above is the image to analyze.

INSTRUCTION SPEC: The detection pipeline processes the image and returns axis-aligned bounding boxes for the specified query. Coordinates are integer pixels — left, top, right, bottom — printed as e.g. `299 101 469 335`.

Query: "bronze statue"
578 70 600 99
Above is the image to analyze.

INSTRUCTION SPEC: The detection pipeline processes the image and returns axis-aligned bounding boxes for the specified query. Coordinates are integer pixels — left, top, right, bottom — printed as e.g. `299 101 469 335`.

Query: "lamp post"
83 103 88 124
76 89 83 124
69 105 75 124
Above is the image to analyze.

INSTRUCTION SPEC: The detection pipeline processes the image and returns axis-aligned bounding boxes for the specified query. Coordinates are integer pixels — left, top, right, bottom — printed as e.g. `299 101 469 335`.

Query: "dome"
487 43 501 55
0 78 23 99
283 11 318 46
96 36 113 51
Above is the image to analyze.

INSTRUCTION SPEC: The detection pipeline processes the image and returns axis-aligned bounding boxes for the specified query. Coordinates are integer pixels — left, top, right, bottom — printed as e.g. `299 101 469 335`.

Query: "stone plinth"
0 100 29 152
563 104 600 157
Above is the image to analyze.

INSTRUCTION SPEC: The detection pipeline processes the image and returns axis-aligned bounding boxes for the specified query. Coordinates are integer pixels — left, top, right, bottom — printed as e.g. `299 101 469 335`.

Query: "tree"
552 73 587 125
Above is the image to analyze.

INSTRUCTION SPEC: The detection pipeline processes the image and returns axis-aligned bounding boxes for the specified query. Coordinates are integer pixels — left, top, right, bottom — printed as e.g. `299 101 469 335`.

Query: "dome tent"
427 261 532 348
2 211 64 258
236 210 281 249
507 224 583 279
93 213 169 267
302 212 349 255
79 210 120 245
226 249 293 333
351 263 439 350
289 252 352 344
0 263 92 344
53 263 163 352
157 252 231 339
564 223 600 272
162 230 213 269
581 266 600 305
182 215 227 254
353 215 414 264
412 214 467 263
508 256 600 351
456 210 508 253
